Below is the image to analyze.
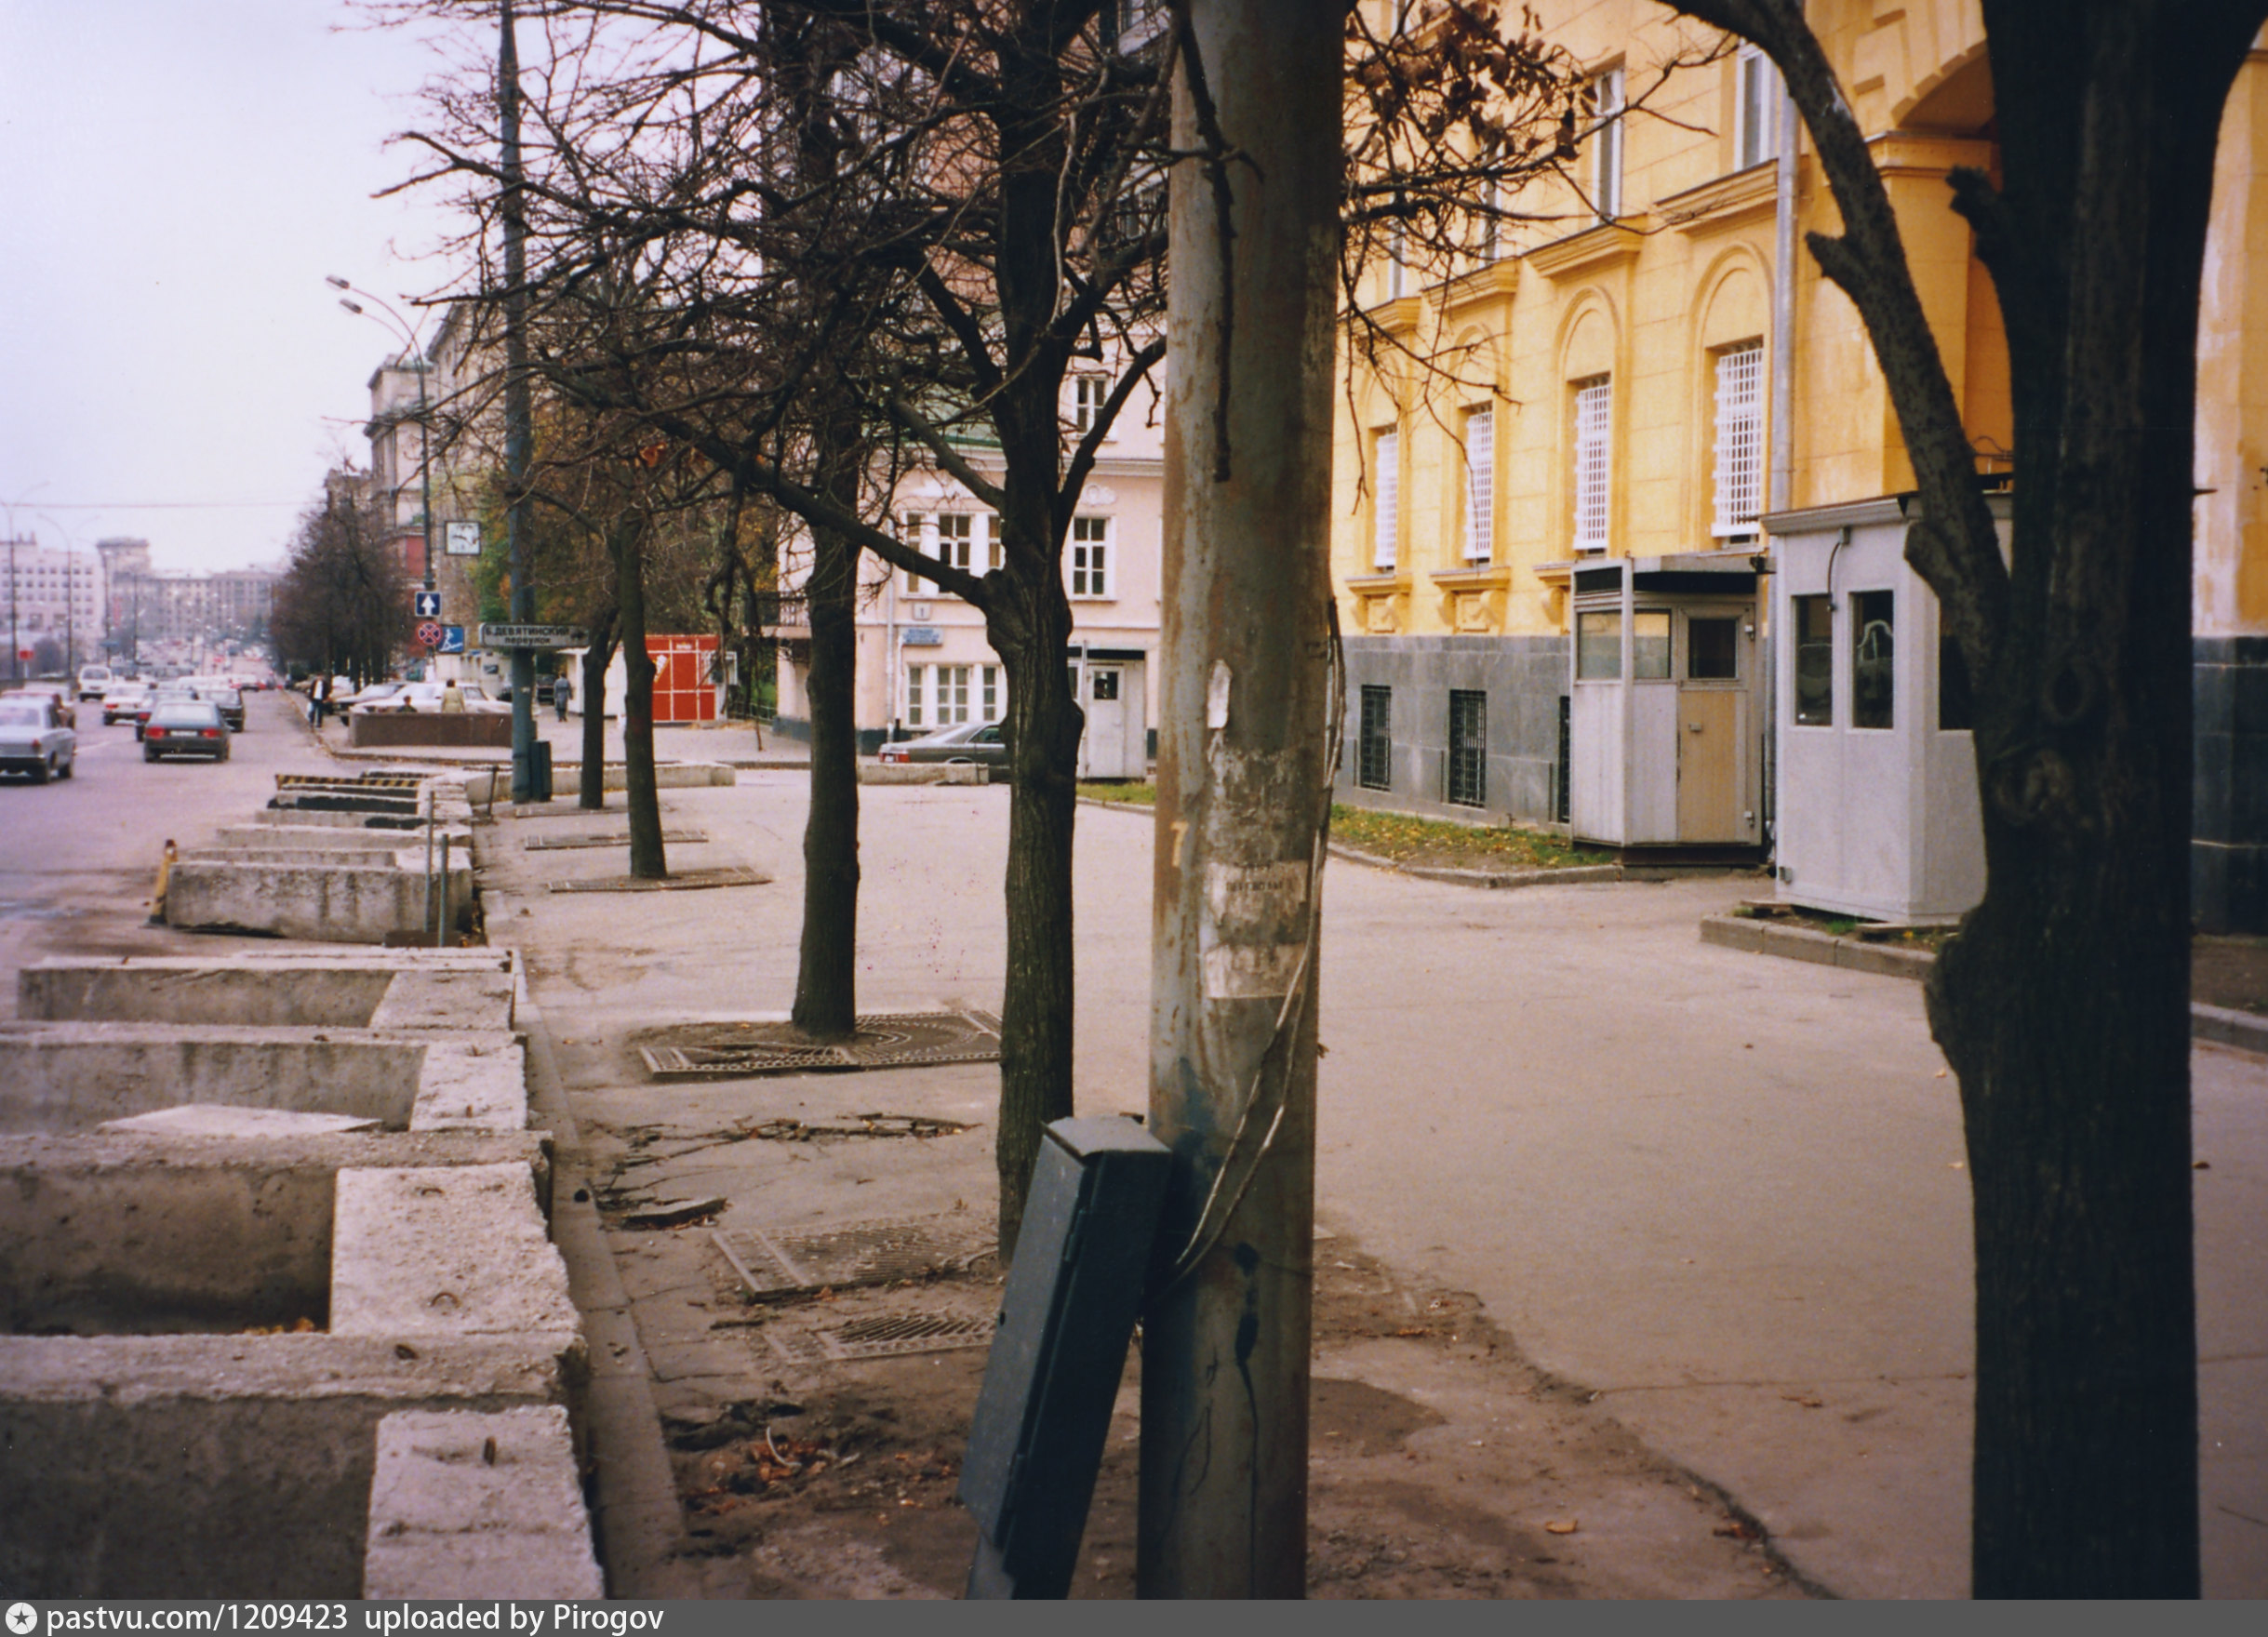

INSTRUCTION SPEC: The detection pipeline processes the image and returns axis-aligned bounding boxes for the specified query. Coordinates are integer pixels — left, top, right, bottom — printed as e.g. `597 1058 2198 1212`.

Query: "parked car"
101 683 152 725
142 700 231 762
353 681 509 715
204 686 247 732
0 695 77 782
340 680 408 710
76 664 114 700
876 720 1009 766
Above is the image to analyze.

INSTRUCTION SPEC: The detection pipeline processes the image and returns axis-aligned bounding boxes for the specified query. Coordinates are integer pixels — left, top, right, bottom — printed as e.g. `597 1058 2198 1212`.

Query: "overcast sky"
0 1 465 574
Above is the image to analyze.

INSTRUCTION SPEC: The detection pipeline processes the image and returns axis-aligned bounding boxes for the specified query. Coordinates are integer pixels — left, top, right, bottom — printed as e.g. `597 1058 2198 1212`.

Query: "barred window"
1373 429 1399 570
1712 342 1764 539
1572 378 1610 552
1463 407 1495 563
1448 690 1488 807
1358 685 1392 791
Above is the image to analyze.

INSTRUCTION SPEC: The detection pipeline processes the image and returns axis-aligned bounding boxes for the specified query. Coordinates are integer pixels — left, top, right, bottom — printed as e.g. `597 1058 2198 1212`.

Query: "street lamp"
327 277 437 598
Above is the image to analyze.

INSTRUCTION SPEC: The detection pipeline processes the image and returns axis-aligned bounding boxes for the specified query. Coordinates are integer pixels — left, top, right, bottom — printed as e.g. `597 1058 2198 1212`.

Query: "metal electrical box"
959 1115 1169 1599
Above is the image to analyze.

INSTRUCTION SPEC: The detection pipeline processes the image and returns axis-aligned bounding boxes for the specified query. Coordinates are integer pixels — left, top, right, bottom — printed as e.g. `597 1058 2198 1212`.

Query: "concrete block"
1752 922 1839 967
99 1106 381 1138
1833 940 1933 981
464 761 735 804
368 967 518 1032
363 1407 604 1600
860 762 990 785
248 807 424 832
215 824 469 853
20 954 512 1031
330 1165 577 1339
165 858 472 944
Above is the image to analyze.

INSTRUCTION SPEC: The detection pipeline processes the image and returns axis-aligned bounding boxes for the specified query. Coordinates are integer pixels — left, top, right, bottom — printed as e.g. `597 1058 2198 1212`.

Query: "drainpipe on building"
1764 58 1800 859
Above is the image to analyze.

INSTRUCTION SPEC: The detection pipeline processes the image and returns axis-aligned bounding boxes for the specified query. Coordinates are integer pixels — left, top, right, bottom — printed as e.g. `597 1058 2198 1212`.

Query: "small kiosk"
1567 553 1765 853
1765 494 2006 922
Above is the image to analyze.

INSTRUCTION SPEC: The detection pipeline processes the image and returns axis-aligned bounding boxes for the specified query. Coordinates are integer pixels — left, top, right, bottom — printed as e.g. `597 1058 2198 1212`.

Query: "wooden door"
1676 688 1741 839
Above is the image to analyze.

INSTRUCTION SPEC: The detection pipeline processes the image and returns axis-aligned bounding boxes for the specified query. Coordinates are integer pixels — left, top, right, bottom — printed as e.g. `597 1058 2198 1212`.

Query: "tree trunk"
793 524 861 1039
580 608 617 810
986 578 1084 1260
612 512 665 880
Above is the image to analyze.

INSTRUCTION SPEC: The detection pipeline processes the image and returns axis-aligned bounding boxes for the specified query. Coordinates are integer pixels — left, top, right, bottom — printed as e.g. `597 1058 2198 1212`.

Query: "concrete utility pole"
1141 2 1341 1599
500 0 538 801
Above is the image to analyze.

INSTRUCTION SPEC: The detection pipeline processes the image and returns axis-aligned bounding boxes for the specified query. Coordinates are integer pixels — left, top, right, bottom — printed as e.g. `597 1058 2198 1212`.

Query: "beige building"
4 539 101 674
1333 0 2268 927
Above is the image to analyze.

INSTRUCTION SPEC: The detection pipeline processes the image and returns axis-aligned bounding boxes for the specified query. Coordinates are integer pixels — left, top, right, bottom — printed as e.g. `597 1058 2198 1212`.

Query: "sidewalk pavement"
470 772 2268 1599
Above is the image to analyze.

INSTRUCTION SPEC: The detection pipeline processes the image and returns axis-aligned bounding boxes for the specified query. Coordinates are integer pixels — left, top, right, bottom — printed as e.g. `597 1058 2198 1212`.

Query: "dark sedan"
142 701 232 762
876 720 1009 766
201 685 247 732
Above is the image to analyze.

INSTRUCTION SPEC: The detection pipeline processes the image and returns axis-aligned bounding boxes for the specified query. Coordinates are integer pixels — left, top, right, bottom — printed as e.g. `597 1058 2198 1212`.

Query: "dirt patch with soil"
620 1221 1816 1599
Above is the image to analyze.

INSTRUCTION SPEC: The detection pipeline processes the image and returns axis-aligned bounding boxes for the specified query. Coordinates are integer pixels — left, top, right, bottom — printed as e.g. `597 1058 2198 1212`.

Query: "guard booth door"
1074 659 1145 779
1676 611 1749 842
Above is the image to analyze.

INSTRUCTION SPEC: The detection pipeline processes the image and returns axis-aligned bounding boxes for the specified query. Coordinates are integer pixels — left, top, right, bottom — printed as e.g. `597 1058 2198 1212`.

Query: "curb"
1074 800 1627 893
1701 914 2268 1054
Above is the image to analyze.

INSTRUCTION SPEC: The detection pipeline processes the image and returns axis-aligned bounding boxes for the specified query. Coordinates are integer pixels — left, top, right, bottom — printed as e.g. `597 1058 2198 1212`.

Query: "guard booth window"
1852 590 1894 729
1633 610 1672 679
1358 685 1392 790
1793 594 1833 725
1447 690 1488 807
1576 611 1621 679
1688 617 1739 680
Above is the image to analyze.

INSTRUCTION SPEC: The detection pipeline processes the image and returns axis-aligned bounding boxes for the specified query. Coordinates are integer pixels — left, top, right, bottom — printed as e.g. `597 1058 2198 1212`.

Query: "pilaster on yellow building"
1333 1 2268 929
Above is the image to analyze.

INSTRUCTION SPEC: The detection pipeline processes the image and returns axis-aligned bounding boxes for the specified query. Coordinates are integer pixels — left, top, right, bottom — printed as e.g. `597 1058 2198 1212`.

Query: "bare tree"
1667 0 2264 1596
272 486 412 685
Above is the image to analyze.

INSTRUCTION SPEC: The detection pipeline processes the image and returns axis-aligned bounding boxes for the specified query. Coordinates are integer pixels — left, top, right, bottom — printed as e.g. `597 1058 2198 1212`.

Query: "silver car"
0 695 77 782
876 720 1009 766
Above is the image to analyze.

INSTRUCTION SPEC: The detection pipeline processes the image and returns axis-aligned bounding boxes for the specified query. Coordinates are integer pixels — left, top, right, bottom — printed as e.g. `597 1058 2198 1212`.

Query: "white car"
76 664 114 700
0 695 77 782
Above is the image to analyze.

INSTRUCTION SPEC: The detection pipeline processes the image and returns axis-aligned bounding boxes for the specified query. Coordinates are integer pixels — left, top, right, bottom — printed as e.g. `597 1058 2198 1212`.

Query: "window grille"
1373 429 1399 570
1712 343 1764 539
1358 685 1392 791
1572 379 1610 552
1463 408 1495 562
1071 516 1112 597
1448 690 1488 807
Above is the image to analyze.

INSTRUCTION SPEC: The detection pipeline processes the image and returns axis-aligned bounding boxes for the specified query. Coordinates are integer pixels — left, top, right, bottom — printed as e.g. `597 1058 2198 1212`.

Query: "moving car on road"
15 682 77 729
0 695 77 782
76 664 113 700
142 700 231 762
875 720 1009 767
101 683 153 726
203 685 247 732
136 687 199 741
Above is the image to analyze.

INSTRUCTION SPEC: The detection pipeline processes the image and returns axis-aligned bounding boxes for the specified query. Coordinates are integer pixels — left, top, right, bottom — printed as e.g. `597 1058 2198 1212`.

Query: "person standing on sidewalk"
312 673 330 728
554 670 573 722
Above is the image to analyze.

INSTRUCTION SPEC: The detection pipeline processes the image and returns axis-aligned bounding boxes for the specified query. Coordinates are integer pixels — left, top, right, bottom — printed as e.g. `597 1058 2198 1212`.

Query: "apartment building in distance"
3 539 101 674
1333 0 2268 930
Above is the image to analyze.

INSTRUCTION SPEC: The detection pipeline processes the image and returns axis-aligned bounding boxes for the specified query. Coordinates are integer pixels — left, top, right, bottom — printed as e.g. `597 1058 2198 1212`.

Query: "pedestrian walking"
554 671 573 722
312 673 331 728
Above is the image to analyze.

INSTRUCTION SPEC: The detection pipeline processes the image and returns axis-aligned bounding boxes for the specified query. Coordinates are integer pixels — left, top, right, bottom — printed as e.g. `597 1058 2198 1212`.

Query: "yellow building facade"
1332 0 2268 926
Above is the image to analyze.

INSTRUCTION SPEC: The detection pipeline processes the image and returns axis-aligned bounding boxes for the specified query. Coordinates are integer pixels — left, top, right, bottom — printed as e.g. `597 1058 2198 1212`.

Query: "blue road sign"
414 591 443 619
438 625 466 655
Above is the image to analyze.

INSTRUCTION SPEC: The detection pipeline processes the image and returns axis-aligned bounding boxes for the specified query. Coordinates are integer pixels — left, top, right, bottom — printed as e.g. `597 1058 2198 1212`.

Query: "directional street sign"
477 623 588 650
414 591 443 619
416 620 445 650
444 521 482 557
437 625 467 655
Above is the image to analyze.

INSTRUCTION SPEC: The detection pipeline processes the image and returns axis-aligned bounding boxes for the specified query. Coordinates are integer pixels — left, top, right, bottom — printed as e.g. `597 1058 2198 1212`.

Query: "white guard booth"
1766 493 2005 922
1070 646 1147 779
1568 554 1765 852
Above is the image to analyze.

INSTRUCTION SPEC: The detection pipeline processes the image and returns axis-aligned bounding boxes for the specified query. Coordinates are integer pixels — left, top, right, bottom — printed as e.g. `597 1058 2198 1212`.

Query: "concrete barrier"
462 760 737 804
248 806 425 832
364 1407 604 1599
21 954 517 1032
0 1025 527 1136
164 858 473 943
214 823 471 853
859 762 993 785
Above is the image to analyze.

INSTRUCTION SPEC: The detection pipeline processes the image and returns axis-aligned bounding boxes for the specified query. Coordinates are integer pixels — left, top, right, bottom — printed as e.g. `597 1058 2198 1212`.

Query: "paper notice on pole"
1202 943 1305 1000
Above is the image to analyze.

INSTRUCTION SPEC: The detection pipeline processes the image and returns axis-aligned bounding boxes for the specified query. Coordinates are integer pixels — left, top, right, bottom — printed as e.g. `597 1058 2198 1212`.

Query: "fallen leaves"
686 1430 838 1513
1543 1520 1579 1536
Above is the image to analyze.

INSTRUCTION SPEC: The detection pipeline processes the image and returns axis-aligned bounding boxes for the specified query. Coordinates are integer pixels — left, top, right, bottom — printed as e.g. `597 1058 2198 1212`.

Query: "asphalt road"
0 687 335 995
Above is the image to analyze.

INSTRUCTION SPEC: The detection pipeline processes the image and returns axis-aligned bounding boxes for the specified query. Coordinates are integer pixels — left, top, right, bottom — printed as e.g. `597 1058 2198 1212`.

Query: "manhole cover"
639 1011 1002 1077
525 830 709 851
714 1216 993 1299
764 1310 994 1364
550 866 770 893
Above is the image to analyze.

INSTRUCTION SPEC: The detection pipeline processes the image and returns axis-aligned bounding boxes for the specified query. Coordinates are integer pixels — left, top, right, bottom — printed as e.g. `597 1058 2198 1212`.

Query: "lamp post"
327 279 437 598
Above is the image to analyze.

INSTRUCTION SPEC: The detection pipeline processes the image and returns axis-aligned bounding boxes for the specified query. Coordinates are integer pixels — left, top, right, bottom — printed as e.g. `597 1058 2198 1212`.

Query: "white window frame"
1572 377 1611 553
1373 428 1400 570
905 661 927 727
939 663 971 725
1070 515 1113 598
1711 341 1765 539
981 663 1001 723
1587 66 1624 220
901 513 930 593
1462 406 1495 564
1071 376 1108 434
984 512 1003 572
1388 220 1408 299
1735 46 1780 172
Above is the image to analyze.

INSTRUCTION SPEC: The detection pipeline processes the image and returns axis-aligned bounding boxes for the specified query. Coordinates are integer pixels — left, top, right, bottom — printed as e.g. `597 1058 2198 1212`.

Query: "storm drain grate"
764 1310 994 1364
639 1011 1002 1078
714 1216 993 1299
550 866 770 893
525 829 709 851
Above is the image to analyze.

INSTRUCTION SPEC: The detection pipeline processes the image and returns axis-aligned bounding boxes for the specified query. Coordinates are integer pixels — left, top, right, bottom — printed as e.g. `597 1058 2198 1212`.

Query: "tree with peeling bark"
1667 0 2264 1596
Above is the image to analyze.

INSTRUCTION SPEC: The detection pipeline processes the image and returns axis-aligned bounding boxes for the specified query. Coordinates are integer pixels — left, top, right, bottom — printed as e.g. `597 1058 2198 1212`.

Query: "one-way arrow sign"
413 590 443 619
